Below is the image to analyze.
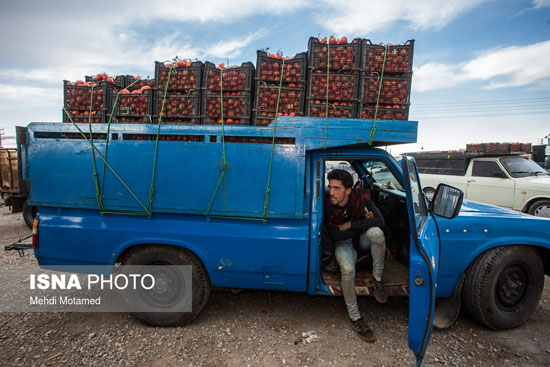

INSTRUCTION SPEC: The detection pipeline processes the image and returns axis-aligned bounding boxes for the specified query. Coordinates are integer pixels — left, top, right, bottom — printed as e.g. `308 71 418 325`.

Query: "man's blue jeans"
334 227 386 320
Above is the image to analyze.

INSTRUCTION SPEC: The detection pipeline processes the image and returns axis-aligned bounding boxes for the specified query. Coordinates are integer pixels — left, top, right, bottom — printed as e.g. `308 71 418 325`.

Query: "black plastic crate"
306 99 356 119
124 76 155 91
202 91 252 125
203 61 254 93
85 75 123 89
306 71 360 102
307 37 362 72
153 89 201 124
255 50 307 86
253 82 305 122
357 104 409 121
63 109 107 124
359 73 412 105
111 89 154 117
361 40 414 75
155 61 203 91
64 80 113 111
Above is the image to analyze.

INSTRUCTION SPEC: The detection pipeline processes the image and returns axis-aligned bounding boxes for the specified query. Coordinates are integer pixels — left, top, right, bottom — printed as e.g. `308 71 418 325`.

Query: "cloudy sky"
0 0 548 153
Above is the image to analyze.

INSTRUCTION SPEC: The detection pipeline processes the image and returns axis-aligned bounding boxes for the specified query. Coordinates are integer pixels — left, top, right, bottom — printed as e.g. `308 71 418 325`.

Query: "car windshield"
500 157 549 178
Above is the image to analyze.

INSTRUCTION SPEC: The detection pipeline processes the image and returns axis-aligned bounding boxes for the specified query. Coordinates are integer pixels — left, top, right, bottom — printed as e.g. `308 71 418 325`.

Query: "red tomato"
340 36 348 44
94 73 102 81
289 112 296 117
320 38 327 44
101 73 108 80
121 89 130 95
329 36 337 45
75 80 85 86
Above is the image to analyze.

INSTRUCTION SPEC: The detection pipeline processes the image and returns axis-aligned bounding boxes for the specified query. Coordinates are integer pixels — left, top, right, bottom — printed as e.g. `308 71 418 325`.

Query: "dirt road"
1 205 549 366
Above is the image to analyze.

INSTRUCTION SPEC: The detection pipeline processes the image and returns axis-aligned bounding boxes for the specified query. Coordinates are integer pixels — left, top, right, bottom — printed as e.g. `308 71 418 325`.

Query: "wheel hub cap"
497 265 528 309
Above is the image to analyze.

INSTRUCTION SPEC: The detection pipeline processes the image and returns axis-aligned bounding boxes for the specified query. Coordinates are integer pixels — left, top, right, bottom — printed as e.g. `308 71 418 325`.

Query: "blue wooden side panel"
35 207 310 291
24 118 417 219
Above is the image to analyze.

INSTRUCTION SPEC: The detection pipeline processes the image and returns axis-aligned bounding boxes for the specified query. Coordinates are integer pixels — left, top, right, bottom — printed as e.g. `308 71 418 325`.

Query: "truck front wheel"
121 245 211 327
462 246 544 330
528 199 550 218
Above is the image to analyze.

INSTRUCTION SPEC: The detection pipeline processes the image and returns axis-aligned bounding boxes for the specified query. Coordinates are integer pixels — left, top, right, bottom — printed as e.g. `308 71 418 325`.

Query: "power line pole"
0 128 4 148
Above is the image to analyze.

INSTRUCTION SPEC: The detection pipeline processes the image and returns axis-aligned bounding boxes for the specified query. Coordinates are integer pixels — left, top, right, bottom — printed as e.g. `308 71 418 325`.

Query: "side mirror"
430 184 464 219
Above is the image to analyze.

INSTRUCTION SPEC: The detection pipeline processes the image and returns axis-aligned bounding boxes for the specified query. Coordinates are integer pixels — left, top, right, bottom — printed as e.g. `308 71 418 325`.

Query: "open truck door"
402 156 439 366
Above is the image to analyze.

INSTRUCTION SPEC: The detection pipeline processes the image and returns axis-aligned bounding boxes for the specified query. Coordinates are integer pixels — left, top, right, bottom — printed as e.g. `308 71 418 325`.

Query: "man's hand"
365 210 374 219
338 221 352 231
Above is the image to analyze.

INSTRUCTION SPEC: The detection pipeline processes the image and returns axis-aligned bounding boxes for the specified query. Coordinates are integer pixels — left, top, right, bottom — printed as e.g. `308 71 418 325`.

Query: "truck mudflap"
4 235 32 257
433 273 464 329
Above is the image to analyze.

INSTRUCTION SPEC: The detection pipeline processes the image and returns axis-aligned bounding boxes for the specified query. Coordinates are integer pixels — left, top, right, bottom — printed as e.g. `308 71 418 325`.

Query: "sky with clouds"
0 0 548 153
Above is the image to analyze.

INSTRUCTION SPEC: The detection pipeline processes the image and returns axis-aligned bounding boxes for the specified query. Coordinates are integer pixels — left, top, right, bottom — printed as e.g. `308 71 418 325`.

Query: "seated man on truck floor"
325 169 388 343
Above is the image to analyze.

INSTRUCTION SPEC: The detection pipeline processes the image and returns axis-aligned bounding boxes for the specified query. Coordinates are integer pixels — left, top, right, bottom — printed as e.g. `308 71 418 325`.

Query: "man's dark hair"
327 169 353 189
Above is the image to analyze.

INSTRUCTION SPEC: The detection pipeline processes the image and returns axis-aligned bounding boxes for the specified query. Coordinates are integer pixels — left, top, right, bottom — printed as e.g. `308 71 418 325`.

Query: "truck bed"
23 118 417 219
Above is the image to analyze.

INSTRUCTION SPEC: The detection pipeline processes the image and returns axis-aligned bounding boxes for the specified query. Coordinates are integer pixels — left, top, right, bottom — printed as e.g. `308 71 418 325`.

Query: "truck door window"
407 159 427 230
472 161 506 178
363 160 404 191
325 161 358 188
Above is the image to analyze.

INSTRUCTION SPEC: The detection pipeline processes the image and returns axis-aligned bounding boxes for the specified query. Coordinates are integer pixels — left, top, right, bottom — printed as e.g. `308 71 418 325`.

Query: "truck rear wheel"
22 201 37 229
121 245 211 327
528 199 550 218
462 246 544 330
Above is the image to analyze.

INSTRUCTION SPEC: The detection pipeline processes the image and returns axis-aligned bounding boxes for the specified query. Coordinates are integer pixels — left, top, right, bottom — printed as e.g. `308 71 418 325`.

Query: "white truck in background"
409 151 550 217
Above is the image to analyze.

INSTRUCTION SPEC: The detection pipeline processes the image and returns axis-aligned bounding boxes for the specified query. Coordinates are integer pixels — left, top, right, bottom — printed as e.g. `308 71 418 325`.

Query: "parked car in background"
409 151 550 218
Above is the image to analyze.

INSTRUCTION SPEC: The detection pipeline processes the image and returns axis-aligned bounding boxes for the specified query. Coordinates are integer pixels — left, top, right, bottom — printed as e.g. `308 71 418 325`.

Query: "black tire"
462 246 544 330
121 245 211 327
528 199 550 218
22 201 37 229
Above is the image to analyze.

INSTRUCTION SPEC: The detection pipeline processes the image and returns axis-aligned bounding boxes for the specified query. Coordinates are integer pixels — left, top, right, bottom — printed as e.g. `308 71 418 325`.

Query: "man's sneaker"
350 318 376 342
373 278 388 304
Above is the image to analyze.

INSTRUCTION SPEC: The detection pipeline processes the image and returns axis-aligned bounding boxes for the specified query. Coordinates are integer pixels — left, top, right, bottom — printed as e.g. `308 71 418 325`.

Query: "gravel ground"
1 204 549 367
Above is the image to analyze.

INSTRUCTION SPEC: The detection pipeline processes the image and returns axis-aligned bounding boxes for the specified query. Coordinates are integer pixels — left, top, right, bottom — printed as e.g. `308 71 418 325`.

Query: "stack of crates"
63 80 114 124
306 37 362 119
358 40 414 121
154 61 203 124
111 75 155 123
253 51 307 126
202 61 255 125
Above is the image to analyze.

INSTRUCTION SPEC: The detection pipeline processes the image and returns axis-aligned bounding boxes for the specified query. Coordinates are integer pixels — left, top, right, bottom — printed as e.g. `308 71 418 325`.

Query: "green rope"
206 68 227 218
63 108 151 214
210 215 268 222
262 58 286 222
147 66 174 215
368 45 388 145
323 41 330 149
86 85 104 211
101 78 140 202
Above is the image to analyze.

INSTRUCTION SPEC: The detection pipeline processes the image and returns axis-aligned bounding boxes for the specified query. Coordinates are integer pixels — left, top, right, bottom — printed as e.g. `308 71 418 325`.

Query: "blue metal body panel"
435 200 550 298
35 207 310 292
24 118 417 220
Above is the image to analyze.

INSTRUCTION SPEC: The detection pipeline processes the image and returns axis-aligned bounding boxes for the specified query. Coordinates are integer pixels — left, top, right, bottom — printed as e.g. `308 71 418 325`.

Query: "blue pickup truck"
14 118 550 365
